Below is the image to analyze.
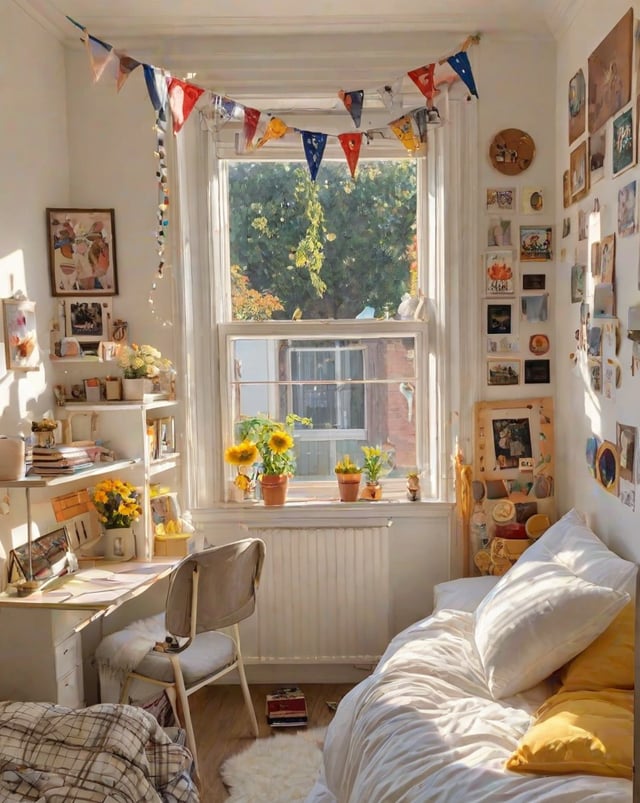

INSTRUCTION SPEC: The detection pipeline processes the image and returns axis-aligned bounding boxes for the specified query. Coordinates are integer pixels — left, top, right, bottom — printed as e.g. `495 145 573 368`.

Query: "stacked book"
265 686 308 728
28 445 94 476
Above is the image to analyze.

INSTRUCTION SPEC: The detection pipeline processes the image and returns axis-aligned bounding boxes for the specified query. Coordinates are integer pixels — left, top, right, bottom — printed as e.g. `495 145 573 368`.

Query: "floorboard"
191 682 354 802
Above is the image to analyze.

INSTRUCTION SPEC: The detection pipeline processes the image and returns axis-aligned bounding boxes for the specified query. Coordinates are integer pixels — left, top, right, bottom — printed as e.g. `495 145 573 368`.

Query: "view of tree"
228 160 417 319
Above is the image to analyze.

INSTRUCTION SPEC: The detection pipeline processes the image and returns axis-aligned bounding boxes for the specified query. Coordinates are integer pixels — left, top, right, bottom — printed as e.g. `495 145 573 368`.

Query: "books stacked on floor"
28 445 95 476
266 686 308 728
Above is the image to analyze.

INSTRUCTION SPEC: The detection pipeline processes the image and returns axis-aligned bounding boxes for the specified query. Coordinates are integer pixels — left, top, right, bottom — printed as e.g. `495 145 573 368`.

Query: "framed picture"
520 225 553 261
569 141 589 202
522 273 546 291
562 170 571 208
46 208 118 297
487 359 520 386
486 301 515 335
570 263 586 302
600 233 615 283
568 68 586 145
2 298 39 372
589 128 606 185
521 187 544 214
65 298 112 343
487 335 519 354
524 359 550 384
487 218 512 248
521 294 549 323
588 8 633 134
612 106 635 176
618 180 637 236
486 187 515 212
484 251 515 296
8 526 71 584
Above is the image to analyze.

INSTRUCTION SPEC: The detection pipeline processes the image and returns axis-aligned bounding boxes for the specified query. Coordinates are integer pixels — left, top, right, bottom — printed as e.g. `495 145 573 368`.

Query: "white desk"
0 559 177 707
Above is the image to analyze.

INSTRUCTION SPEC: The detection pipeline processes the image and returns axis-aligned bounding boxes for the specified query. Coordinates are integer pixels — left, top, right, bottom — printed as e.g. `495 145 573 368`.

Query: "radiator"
249 526 390 663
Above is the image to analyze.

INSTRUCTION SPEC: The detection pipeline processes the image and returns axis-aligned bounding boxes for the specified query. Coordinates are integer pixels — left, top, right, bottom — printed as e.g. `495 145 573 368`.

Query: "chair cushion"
135 631 236 687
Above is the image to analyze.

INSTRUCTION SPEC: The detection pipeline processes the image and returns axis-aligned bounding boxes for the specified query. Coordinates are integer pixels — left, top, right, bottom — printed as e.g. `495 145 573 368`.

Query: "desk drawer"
57 664 83 708
55 633 80 679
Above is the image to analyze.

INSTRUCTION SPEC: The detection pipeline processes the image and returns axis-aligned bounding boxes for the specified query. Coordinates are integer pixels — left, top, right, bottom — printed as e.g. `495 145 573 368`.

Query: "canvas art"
569 141 589 201
612 106 635 176
484 251 515 295
589 128 606 185
588 8 633 134
568 68 586 144
520 226 553 261
486 188 516 212
618 180 637 236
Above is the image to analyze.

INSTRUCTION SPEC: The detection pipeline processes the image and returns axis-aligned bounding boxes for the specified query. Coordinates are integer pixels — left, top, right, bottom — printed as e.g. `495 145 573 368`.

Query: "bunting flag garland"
143 64 168 117
83 34 115 83
377 78 404 116
116 53 141 92
338 133 363 179
302 131 328 181
389 114 421 154
407 64 436 101
167 78 205 134
447 51 478 98
243 107 261 149
338 90 365 128
255 117 289 149
412 107 429 145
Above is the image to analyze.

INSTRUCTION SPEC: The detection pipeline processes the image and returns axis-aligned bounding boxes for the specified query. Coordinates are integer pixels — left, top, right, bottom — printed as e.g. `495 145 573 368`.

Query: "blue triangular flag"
447 51 478 98
143 64 168 113
302 131 328 181
339 90 365 128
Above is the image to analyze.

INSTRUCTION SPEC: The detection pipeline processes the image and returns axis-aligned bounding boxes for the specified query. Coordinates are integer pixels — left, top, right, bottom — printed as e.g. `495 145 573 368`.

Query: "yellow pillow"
559 602 634 691
506 689 633 779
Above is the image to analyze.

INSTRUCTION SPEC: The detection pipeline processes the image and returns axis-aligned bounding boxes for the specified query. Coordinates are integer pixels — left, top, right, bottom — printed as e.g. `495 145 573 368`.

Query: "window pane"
228 160 417 321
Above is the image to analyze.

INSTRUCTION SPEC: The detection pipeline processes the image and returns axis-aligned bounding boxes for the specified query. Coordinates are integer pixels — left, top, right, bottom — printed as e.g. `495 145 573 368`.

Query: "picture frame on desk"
65 298 112 343
8 526 71 584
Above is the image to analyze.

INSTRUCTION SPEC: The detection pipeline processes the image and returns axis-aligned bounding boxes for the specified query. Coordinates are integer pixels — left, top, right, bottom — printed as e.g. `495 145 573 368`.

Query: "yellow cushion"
506 689 633 779
559 602 634 691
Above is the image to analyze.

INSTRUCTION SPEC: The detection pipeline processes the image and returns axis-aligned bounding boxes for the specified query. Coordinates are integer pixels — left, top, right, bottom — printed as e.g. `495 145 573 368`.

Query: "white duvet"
307 609 632 803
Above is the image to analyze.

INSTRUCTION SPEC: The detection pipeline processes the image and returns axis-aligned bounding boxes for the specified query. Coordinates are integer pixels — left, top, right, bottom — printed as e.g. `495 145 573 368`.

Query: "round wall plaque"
489 128 536 175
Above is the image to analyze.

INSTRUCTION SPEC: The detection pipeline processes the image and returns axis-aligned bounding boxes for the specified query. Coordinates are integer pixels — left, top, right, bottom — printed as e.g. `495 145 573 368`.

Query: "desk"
0 560 177 707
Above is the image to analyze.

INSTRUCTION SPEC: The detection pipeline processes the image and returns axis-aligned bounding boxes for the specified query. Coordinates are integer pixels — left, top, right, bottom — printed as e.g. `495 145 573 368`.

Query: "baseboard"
218 663 374 684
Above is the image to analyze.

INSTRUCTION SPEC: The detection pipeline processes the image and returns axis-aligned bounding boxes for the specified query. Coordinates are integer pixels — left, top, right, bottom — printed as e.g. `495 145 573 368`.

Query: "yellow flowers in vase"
90 478 142 528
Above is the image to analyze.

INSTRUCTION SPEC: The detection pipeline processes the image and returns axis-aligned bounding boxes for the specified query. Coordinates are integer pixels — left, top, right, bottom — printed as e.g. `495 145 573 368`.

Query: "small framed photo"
612 106 635 177
487 335 519 354
486 301 516 335
486 187 515 212
2 298 39 372
520 225 553 261
487 359 520 386
524 359 550 384
522 273 546 291
46 208 118 297
484 251 515 296
521 187 544 214
487 218 513 248
569 140 589 202
65 298 112 343
589 128 606 185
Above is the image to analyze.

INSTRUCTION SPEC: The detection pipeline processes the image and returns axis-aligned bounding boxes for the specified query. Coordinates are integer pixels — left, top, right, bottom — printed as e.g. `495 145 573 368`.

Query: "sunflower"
268 430 294 454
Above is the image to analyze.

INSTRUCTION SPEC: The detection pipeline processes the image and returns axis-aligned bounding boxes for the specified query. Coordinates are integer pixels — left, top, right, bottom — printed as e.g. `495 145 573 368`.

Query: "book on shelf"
265 686 308 727
28 462 95 476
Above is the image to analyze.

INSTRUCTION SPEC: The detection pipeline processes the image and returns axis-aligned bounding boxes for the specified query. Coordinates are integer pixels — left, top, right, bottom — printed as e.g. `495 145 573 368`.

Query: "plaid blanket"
0 701 199 802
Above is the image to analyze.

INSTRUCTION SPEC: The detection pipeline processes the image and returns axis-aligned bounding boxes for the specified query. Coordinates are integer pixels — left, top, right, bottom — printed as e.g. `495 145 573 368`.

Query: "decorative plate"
489 128 536 175
492 499 516 524
529 334 550 355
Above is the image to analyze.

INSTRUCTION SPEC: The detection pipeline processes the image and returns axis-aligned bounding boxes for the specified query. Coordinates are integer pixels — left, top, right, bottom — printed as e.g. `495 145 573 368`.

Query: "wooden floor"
190 683 354 803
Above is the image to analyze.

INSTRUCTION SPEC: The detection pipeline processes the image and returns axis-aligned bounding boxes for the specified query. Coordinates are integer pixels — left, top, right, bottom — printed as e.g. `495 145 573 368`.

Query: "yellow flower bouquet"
91 478 142 528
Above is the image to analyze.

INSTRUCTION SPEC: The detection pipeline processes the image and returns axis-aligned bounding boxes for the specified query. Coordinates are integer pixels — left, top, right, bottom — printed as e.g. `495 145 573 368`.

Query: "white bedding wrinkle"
307 609 631 803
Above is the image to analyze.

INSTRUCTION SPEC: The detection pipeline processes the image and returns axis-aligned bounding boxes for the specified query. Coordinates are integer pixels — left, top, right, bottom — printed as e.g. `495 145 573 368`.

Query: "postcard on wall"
589 128 606 185
563 170 571 209
568 68 586 145
486 187 516 212
486 302 516 335
562 217 571 238
522 273 546 291
570 263 586 302
487 359 520 387
521 294 548 323
600 233 616 283
484 251 515 296
590 242 601 277
487 218 512 248
618 179 637 236
612 106 635 176
593 282 615 317
578 208 588 240
570 141 589 202
587 8 633 134
487 335 519 354
521 187 544 214
616 422 637 510
520 225 553 261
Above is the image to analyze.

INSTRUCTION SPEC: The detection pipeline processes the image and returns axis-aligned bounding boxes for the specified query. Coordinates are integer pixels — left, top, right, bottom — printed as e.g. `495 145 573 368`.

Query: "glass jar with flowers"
31 418 58 448
226 413 312 506
90 478 142 560
334 455 362 502
361 445 393 500
117 343 171 400
224 440 260 502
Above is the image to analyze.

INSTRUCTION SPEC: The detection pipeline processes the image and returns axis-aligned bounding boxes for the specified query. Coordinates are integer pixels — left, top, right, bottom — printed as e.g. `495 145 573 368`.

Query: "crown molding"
544 0 583 39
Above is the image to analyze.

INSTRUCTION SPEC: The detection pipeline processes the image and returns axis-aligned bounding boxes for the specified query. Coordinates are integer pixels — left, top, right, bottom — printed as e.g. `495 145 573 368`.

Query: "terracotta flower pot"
260 474 288 506
336 473 361 502
361 481 382 501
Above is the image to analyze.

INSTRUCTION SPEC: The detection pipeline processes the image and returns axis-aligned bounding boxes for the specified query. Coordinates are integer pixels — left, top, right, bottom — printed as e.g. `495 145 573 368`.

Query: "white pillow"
433 576 500 612
473 509 634 699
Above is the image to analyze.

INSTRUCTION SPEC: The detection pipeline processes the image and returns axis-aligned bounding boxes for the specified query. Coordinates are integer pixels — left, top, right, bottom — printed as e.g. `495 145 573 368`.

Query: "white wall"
554 0 640 563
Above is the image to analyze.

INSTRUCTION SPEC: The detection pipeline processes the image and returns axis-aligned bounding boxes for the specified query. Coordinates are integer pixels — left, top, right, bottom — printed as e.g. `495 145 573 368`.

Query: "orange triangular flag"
167 78 205 134
407 64 437 101
255 117 289 149
338 133 363 178
115 52 141 92
389 114 420 153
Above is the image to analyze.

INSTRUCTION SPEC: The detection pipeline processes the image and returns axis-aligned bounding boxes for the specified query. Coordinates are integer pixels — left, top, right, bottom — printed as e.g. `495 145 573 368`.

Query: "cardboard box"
154 533 193 558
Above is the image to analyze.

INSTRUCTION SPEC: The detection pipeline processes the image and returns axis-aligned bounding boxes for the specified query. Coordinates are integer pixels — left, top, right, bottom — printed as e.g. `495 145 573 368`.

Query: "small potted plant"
117 343 171 400
334 455 362 502
361 445 392 500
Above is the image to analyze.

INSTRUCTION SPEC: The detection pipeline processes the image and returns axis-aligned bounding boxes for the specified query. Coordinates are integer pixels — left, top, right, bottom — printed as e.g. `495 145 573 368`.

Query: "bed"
0 700 199 802
307 509 635 803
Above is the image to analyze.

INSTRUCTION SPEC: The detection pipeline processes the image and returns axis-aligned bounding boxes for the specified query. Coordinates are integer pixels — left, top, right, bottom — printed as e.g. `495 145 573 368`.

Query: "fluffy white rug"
220 728 325 802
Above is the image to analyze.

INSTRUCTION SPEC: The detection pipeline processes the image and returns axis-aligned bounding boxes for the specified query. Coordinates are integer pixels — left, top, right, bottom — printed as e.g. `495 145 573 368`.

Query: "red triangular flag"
338 133 363 179
407 64 436 100
243 108 261 148
115 53 140 92
167 78 205 134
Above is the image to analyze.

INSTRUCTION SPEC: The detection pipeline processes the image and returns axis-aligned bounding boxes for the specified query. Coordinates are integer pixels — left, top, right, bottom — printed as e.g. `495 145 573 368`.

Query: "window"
218 155 427 498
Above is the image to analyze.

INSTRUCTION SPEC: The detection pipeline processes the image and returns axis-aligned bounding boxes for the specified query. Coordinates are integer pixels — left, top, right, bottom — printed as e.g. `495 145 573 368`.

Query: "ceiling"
15 0 576 104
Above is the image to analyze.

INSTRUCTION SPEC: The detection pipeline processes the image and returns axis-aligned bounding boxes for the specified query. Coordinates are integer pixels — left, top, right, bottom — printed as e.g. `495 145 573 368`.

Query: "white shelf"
3 459 141 488
150 452 181 476
63 399 177 412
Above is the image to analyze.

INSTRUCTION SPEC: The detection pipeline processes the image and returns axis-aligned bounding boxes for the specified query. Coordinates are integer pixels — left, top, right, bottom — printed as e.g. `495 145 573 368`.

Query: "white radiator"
249 526 390 663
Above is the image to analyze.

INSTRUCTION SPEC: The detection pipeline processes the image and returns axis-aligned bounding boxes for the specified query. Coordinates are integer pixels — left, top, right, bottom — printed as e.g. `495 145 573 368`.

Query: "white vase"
122 377 152 401
102 527 136 561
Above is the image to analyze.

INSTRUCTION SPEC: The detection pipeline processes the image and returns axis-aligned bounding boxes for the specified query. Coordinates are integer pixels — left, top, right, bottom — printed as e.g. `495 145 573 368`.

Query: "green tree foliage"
229 159 417 319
